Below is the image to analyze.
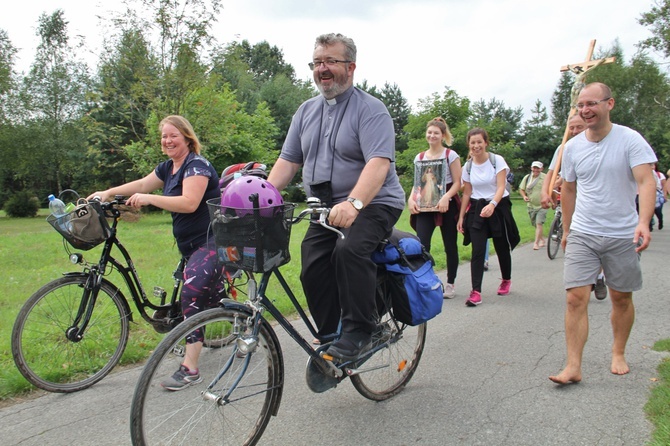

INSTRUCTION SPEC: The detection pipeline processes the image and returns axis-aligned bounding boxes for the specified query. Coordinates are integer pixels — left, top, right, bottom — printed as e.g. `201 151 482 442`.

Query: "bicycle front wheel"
350 313 426 401
547 215 562 260
11 275 130 392
130 307 283 446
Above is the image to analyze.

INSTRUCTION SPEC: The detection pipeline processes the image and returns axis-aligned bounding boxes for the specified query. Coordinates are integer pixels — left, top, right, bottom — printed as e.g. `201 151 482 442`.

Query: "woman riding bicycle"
88 115 222 390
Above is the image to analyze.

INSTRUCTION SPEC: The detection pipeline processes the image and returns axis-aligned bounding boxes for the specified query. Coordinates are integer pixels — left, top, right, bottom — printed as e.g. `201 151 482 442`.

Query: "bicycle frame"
67 199 186 336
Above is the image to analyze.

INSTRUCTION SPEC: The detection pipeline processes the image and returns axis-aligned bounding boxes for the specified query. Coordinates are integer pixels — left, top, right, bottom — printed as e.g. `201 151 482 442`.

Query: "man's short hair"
314 33 357 62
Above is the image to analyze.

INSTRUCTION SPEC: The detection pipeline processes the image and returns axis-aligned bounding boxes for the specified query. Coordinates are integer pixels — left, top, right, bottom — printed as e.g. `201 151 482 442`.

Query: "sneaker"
443 283 456 299
483 261 489 271
160 365 202 391
325 330 372 362
465 290 482 306
594 277 607 300
497 279 512 295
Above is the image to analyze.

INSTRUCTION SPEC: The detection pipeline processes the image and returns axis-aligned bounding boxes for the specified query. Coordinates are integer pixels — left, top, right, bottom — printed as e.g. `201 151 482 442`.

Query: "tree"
520 100 560 169
20 10 91 195
210 39 313 151
109 0 221 116
638 0 670 59
0 29 19 206
0 29 17 123
122 79 279 180
550 71 574 130
87 28 160 188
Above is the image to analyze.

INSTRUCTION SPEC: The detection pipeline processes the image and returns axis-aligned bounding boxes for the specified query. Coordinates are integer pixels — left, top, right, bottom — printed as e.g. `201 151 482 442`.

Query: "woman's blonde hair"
427 117 453 146
159 115 202 155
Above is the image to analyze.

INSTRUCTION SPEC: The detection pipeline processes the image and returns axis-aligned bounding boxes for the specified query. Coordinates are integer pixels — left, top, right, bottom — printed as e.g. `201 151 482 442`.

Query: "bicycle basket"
207 198 296 273
47 200 112 250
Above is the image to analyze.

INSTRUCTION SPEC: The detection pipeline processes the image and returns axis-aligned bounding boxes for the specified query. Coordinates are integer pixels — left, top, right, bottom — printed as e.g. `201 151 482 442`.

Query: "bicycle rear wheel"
547 214 562 260
11 275 130 392
130 307 283 446
350 311 426 401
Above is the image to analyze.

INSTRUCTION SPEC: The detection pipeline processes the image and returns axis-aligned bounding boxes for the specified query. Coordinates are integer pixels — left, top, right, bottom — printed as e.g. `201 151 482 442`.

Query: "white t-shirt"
548 145 561 171
562 124 657 238
413 148 460 184
461 153 510 200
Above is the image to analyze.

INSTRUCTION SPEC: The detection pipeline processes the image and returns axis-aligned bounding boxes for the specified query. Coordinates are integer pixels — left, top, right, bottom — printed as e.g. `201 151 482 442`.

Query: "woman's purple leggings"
182 245 225 343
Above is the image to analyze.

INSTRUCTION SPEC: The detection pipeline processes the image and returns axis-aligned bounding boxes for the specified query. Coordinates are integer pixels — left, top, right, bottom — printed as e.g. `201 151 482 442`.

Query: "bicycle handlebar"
293 197 345 239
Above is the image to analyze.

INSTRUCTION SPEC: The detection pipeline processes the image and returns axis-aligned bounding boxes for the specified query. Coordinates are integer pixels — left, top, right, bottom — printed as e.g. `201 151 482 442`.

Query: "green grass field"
1 198 667 444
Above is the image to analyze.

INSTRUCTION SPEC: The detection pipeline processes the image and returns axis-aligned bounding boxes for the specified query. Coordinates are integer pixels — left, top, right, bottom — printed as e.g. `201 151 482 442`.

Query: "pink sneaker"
466 290 482 306
497 279 512 295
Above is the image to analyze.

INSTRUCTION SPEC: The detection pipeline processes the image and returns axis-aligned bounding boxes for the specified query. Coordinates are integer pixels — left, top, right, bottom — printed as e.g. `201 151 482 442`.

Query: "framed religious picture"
414 159 447 210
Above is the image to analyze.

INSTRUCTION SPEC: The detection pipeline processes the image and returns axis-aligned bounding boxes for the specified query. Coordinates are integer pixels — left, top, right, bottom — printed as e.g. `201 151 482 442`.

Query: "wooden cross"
548 40 616 191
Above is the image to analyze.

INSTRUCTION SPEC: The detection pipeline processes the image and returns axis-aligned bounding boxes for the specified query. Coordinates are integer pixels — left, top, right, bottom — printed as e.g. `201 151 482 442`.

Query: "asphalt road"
2 227 669 445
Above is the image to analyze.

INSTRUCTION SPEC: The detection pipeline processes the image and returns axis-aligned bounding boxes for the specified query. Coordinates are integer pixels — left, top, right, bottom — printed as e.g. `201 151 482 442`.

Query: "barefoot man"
549 82 656 384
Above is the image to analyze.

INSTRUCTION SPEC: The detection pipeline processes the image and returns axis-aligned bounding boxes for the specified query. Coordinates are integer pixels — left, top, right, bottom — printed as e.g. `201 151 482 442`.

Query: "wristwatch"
347 197 364 211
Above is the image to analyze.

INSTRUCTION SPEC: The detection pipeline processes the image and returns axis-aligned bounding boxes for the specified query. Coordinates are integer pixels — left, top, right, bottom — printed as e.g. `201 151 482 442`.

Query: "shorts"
563 230 642 292
528 207 548 226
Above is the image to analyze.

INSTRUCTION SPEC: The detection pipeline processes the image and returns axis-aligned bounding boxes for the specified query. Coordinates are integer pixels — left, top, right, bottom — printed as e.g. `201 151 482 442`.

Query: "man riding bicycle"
267 33 405 362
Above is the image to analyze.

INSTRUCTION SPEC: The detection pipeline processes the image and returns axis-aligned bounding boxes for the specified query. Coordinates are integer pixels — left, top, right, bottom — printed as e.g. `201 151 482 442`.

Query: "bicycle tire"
547 214 562 260
11 275 130 393
350 312 426 402
130 307 283 446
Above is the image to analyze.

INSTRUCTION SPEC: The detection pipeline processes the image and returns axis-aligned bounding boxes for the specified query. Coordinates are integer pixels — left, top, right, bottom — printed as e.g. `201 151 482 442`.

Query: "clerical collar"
322 86 355 106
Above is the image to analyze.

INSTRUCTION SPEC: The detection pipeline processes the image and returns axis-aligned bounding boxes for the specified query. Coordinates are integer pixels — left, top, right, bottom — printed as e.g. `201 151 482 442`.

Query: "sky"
0 0 660 121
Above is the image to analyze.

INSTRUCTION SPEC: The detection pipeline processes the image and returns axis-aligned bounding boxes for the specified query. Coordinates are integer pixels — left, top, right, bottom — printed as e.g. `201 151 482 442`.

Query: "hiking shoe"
497 279 512 295
594 277 607 300
466 290 482 306
160 365 202 391
325 330 372 362
443 283 456 299
483 261 489 271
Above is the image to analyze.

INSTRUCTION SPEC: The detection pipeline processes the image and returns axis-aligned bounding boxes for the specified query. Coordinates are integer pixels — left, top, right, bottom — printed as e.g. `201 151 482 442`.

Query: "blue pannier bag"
372 229 443 326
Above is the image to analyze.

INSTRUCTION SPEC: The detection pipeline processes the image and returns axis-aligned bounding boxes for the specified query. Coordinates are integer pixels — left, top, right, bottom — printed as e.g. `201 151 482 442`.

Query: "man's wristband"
490 200 498 207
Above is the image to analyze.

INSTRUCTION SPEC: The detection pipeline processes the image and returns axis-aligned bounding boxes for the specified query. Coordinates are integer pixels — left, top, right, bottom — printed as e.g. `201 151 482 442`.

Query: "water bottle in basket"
47 194 67 217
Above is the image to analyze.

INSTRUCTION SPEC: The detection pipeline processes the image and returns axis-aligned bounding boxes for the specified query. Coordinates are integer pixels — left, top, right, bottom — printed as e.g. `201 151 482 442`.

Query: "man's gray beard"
317 83 347 100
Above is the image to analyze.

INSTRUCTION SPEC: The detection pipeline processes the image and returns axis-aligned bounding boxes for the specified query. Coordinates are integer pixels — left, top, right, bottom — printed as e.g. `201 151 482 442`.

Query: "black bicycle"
11 191 236 393
547 200 563 260
130 198 427 446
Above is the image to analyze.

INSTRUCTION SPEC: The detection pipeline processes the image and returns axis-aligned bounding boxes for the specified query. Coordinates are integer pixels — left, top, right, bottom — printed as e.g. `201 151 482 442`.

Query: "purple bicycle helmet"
221 175 283 217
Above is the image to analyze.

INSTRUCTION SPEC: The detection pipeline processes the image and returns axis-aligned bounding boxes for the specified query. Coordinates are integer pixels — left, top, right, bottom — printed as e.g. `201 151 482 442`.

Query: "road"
2 228 669 445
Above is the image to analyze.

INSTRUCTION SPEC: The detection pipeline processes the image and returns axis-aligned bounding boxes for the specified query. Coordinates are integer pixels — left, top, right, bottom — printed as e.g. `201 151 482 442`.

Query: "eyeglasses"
575 98 611 110
308 59 352 70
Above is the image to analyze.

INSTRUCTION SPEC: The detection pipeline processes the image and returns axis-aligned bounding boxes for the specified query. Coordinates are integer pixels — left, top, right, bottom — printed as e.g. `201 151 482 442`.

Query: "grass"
645 340 670 446
0 196 535 399
1 197 668 444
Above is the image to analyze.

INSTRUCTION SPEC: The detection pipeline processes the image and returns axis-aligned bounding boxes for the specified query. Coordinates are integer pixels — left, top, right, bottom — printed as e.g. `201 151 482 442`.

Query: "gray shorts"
528 207 548 226
564 230 642 292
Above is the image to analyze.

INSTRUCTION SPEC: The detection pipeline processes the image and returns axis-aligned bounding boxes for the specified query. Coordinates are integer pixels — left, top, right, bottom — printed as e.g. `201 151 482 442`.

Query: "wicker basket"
47 200 111 250
208 198 296 273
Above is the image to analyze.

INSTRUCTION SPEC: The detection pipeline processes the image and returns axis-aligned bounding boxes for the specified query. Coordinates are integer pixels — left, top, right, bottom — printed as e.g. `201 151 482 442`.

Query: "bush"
3 191 40 218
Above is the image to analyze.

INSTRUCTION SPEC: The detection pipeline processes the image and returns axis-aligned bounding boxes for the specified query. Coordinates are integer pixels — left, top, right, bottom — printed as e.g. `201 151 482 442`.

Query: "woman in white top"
457 128 519 307
408 117 462 299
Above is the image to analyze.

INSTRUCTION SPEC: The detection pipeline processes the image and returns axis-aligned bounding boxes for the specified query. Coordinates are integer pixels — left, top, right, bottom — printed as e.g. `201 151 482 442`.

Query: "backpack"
465 153 512 192
371 229 443 326
219 161 267 190
464 152 496 175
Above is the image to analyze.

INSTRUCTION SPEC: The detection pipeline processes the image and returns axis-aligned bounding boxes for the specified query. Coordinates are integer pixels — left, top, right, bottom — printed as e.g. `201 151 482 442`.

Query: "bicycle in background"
547 190 563 260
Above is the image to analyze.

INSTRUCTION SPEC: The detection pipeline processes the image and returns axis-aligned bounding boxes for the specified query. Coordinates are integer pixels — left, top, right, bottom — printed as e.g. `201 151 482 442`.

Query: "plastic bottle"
48 194 67 217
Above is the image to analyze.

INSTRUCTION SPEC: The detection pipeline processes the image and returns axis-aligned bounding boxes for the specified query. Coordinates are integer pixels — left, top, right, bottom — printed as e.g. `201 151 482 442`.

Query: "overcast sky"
0 0 660 120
